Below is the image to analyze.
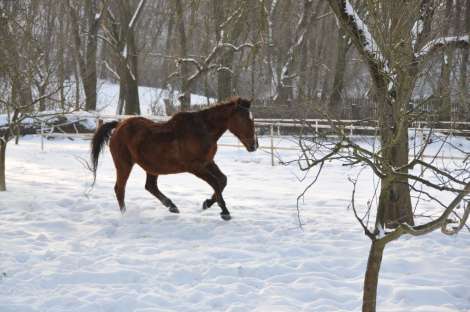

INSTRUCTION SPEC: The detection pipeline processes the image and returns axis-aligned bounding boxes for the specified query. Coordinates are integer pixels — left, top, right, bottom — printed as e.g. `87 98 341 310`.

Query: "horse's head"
227 97 258 152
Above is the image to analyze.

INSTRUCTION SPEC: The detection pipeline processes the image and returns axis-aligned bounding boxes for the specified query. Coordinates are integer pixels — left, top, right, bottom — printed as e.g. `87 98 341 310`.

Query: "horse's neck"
201 103 234 140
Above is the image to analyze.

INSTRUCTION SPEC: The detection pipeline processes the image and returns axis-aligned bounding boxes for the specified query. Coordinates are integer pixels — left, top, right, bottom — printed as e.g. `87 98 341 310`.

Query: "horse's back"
109 116 189 174
109 114 217 175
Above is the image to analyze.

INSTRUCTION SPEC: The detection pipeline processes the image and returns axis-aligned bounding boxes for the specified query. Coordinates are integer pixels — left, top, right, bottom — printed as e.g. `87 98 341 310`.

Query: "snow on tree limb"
412 0 435 51
343 1 380 59
327 0 389 77
166 41 255 87
280 0 315 84
128 0 147 30
378 182 470 243
415 35 470 59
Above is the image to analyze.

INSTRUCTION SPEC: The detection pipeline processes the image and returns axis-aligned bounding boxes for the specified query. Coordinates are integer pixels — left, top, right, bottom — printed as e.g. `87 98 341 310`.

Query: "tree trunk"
162 11 174 88
116 0 141 115
74 60 81 110
38 84 47 111
175 0 190 111
58 6 66 110
459 0 470 120
362 240 385 312
116 56 127 115
436 0 453 121
328 27 349 119
213 0 231 101
376 83 414 228
84 0 98 111
0 140 7 191
437 52 452 121
123 30 140 115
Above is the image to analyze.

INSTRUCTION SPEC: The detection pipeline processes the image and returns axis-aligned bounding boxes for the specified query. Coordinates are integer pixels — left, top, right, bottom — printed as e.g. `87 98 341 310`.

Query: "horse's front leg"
202 162 227 211
145 173 179 213
192 163 230 221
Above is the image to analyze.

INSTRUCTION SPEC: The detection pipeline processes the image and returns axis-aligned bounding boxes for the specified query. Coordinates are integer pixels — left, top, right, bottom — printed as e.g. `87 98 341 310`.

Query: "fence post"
350 122 354 136
270 124 274 166
96 118 103 131
315 120 318 133
40 121 45 152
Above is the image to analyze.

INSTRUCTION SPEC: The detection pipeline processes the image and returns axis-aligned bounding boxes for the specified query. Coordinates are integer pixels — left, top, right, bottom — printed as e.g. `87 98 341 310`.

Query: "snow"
122 45 128 59
95 80 213 116
416 35 470 58
344 0 385 66
128 0 146 30
412 20 424 49
1 135 470 311
0 114 7 125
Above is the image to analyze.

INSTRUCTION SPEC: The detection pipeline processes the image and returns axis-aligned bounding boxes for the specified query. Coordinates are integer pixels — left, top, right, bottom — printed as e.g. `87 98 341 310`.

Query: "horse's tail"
90 120 119 185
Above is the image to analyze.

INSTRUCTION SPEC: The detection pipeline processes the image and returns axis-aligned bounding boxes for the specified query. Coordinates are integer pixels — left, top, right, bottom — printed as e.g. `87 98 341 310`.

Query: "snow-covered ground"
1 134 469 312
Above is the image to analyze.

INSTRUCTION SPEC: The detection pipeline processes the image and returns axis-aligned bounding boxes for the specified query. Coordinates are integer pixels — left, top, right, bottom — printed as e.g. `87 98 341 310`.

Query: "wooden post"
40 121 45 152
270 124 274 166
96 118 103 131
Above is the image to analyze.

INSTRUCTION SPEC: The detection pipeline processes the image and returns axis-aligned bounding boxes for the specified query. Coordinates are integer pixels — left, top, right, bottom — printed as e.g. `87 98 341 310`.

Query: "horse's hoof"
220 213 231 221
120 206 126 214
202 200 211 210
169 206 180 214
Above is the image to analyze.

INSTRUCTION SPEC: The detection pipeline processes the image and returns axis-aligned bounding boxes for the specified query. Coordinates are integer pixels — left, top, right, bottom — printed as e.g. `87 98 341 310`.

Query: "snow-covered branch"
411 0 435 51
218 4 244 30
280 0 316 84
128 0 147 30
168 41 256 87
415 35 470 60
379 182 470 243
327 0 389 76
103 60 120 80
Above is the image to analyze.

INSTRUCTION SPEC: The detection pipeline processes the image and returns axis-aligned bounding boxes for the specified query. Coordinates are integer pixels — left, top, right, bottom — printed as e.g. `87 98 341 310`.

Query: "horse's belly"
136 148 187 175
139 161 186 175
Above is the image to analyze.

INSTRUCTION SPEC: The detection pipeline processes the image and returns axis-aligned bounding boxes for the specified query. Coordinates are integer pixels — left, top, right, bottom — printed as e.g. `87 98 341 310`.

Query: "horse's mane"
198 97 239 121
165 97 239 129
201 97 239 113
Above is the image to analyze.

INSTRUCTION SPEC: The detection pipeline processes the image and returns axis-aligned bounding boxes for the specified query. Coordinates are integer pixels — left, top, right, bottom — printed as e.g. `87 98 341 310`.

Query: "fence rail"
38 114 470 165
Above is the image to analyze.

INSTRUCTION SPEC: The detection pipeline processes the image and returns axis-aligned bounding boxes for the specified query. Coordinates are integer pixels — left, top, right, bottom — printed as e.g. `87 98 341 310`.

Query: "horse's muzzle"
247 136 259 152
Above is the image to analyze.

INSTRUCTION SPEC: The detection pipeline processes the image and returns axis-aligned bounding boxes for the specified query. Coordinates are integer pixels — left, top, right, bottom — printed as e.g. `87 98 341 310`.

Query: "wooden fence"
37 114 470 166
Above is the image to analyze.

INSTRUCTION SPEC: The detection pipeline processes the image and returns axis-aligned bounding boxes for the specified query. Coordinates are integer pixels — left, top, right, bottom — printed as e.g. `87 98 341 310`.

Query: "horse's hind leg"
114 162 132 214
202 162 227 211
110 143 134 214
145 173 179 213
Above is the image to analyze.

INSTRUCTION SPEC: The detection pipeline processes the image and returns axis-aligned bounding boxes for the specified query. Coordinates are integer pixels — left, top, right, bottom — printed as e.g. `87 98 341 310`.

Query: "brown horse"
90 96 258 220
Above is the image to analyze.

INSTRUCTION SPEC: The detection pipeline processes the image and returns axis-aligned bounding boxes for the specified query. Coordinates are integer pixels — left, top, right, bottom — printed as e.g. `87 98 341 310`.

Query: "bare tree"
102 0 147 115
458 0 470 119
328 26 351 118
289 1 470 311
0 1 63 190
435 0 454 121
68 0 108 111
274 0 318 105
